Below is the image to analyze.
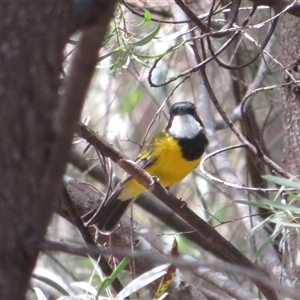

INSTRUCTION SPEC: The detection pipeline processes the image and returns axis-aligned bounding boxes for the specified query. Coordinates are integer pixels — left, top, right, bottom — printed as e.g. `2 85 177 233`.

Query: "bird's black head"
168 102 204 128
169 102 197 116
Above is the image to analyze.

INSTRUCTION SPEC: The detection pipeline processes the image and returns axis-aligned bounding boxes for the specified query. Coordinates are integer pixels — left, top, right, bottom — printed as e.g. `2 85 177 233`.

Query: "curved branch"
206 16 278 71
220 0 241 33
200 144 295 192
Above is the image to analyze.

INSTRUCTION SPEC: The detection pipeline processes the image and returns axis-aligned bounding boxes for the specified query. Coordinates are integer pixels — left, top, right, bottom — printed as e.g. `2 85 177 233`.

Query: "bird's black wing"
83 131 162 226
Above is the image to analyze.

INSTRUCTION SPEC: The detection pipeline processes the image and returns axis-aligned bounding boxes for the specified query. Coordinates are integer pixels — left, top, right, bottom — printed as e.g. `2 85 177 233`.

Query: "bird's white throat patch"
168 114 203 139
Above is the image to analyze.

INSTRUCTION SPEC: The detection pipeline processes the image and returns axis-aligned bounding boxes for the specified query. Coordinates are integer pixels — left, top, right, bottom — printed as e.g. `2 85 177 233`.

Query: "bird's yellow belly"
119 136 200 200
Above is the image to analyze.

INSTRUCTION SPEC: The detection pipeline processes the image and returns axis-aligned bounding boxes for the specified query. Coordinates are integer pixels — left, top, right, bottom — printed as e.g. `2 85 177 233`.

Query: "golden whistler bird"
83 101 209 234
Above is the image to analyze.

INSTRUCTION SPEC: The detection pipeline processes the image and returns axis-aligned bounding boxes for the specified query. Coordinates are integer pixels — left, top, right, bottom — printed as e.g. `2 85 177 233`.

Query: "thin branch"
173 0 208 32
252 0 296 26
217 0 241 36
141 77 190 148
200 144 295 192
240 81 300 116
214 28 300 129
215 32 277 130
68 149 106 183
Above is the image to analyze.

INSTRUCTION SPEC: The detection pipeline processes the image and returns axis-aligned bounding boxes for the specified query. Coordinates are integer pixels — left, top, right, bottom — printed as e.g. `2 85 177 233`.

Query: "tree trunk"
0 2 116 298
281 13 300 286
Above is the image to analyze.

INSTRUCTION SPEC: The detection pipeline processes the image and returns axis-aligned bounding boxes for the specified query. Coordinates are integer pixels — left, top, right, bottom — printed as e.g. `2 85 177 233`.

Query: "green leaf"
261 199 300 213
270 219 300 227
253 235 274 262
287 191 300 201
87 255 115 298
252 224 282 262
128 25 160 47
31 273 69 296
235 198 300 214
103 31 117 47
138 9 152 27
234 200 270 210
97 257 130 296
97 49 119 63
262 175 300 189
279 230 291 251
247 214 274 237
115 264 169 299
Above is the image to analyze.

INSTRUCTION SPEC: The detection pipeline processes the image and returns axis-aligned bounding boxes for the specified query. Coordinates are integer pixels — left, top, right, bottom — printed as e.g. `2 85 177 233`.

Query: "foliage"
237 175 300 263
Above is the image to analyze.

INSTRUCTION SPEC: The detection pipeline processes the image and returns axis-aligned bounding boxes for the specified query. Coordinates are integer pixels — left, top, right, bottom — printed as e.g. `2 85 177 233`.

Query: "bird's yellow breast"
119 133 201 200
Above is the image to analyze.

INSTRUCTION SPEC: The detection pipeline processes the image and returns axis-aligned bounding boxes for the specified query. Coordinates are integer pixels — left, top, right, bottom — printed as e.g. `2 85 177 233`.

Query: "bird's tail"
82 198 133 235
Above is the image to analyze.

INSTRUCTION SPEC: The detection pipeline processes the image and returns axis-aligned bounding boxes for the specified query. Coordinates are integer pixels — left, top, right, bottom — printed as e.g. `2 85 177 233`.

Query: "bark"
0 1 117 298
281 13 300 286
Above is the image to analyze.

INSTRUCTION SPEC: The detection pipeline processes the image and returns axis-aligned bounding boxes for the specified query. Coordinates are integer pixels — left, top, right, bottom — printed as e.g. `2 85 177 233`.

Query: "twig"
215 32 277 130
240 80 300 117
140 76 190 148
214 0 241 38
173 0 208 32
200 144 296 192
68 149 106 183
148 24 255 87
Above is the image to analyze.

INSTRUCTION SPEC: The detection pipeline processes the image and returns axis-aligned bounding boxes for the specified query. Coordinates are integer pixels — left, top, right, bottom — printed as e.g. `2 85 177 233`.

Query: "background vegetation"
2 1 300 299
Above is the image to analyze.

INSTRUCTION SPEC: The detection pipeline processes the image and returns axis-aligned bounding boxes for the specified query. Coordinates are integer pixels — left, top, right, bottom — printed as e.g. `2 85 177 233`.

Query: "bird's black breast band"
177 131 209 161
